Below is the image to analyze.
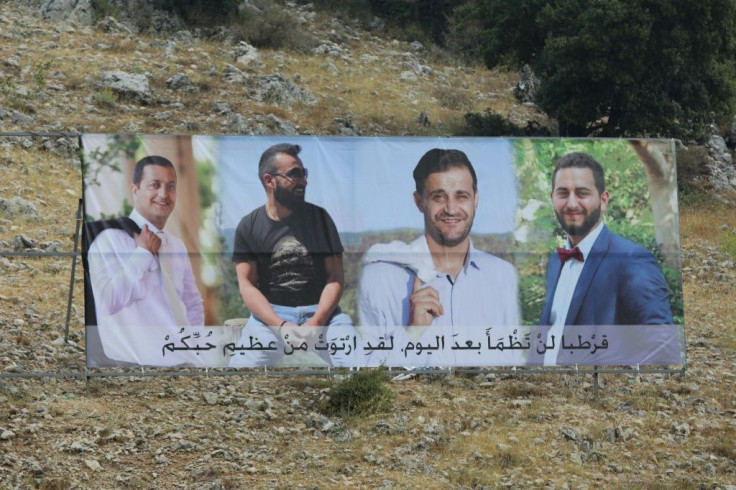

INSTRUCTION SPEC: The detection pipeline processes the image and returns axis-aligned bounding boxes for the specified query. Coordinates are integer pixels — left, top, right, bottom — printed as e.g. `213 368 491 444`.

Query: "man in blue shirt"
359 148 520 328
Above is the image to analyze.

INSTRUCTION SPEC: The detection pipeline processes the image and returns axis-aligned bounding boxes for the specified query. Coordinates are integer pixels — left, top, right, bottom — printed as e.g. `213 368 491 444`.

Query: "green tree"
455 0 736 139
314 0 467 44
154 0 240 25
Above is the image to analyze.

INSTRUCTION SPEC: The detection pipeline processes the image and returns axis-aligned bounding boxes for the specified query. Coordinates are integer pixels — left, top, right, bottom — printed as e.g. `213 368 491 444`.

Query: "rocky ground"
1 1 736 489
1 224 734 489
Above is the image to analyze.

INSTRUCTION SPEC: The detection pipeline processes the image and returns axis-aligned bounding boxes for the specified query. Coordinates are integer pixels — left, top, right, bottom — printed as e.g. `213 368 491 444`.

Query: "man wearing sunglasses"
230 143 352 366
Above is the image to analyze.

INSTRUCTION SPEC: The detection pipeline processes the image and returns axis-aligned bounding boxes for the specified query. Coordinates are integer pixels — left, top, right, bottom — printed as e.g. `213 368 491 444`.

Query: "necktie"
157 231 189 325
556 246 584 264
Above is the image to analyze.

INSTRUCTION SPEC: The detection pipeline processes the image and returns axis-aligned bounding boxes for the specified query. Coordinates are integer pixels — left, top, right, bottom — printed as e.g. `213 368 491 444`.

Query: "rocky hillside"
3 0 735 194
1 1 736 489
0 0 545 137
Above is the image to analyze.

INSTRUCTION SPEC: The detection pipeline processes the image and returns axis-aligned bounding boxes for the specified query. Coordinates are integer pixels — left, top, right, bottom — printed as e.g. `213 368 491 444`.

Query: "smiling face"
268 152 307 210
414 166 478 249
131 163 177 230
552 166 609 246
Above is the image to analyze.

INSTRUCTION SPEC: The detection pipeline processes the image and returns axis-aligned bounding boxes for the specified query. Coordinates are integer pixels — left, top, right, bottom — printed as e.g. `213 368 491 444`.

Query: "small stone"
203 392 218 405
561 427 579 440
672 422 691 438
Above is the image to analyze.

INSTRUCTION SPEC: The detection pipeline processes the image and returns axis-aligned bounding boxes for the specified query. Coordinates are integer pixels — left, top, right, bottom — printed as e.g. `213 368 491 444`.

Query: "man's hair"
552 152 606 194
258 143 302 185
413 149 478 195
133 155 175 186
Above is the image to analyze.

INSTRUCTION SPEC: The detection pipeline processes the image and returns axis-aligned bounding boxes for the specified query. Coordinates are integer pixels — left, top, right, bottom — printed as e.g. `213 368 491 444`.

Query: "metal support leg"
64 199 83 342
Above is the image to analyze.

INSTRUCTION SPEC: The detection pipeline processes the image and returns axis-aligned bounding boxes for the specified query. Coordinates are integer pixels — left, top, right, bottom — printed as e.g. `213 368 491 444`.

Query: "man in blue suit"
539 152 673 330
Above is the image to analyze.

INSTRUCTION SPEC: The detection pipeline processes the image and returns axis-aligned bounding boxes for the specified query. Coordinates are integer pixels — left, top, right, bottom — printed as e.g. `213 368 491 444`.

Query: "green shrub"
722 229 736 260
234 2 318 52
155 0 240 25
33 61 52 90
90 0 120 20
313 0 465 45
93 88 118 109
461 109 525 136
324 369 394 417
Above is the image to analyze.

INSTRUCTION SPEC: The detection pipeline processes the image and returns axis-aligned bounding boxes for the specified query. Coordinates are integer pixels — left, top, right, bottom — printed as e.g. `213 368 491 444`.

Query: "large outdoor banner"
82 135 684 369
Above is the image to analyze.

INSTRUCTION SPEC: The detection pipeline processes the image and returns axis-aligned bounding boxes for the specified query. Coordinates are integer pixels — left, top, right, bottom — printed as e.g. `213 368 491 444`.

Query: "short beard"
427 214 474 248
274 183 305 210
557 206 601 238
437 228 471 247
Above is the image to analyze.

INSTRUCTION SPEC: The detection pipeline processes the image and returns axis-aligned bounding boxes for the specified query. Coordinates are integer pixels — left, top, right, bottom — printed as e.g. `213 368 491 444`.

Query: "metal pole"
592 366 600 402
64 199 83 342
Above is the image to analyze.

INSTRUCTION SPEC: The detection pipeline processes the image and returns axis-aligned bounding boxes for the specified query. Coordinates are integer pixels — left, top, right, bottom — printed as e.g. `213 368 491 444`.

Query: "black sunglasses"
269 167 308 180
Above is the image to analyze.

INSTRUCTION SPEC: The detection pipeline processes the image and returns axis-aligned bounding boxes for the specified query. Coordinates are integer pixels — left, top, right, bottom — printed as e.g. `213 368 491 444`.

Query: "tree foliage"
152 0 240 25
455 0 736 139
313 0 467 44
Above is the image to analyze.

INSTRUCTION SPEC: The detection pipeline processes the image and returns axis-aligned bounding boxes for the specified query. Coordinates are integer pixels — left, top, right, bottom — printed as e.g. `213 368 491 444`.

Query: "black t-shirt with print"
232 203 343 307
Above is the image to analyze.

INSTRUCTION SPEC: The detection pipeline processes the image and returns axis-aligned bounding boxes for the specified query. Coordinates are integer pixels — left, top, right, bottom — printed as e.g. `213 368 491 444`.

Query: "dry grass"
680 202 736 357
679 199 736 239
1 4 540 139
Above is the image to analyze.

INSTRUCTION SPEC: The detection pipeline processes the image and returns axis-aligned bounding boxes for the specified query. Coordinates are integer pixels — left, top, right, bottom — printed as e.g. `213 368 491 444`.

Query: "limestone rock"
100 71 154 104
247 73 316 107
40 0 94 25
514 64 539 104
0 198 38 220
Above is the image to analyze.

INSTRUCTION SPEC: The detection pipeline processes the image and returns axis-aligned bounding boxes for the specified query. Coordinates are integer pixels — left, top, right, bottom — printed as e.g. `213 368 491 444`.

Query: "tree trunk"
630 140 680 271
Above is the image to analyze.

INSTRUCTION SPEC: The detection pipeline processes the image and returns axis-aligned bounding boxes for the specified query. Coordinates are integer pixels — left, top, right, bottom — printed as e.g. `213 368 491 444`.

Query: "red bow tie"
557 246 584 264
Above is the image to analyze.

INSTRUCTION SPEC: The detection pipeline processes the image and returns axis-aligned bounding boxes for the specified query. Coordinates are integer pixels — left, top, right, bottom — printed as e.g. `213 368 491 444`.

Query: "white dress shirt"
88 209 204 365
544 221 604 365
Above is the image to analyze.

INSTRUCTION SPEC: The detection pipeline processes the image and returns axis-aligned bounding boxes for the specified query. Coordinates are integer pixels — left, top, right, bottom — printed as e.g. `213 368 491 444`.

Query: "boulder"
166 74 195 92
233 42 261 67
100 71 153 104
514 64 539 104
247 74 316 107
95 16 132 34
40 0 94 25
704 135 736 194
222 64 246 85
334 116 361 136
0 198 38 220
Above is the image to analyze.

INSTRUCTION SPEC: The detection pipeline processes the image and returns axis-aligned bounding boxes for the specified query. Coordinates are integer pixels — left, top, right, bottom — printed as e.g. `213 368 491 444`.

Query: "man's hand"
302 316 326 327
409 277 443 326
133 224 161 255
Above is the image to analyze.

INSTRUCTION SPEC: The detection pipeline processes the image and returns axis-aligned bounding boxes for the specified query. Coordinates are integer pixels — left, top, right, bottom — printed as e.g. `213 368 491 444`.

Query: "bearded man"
539 152 673 328
359 148 520 328
231 143 352 335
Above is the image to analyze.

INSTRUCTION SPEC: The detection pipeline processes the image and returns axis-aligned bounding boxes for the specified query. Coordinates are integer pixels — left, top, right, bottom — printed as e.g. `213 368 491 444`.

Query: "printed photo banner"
81 134 685 369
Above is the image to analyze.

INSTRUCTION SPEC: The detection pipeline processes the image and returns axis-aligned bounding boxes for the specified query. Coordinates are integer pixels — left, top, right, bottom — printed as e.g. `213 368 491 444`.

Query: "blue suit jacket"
540 226 673 326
